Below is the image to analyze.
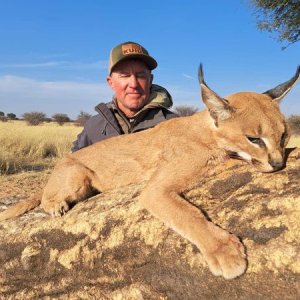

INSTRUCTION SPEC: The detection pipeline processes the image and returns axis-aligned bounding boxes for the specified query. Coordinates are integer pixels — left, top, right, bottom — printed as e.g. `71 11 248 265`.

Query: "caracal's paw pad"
204 229 247 280
41 200 70 217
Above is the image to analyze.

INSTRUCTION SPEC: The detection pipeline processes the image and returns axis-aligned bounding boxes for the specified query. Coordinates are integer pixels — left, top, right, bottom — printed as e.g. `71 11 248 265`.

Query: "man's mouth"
127 92 143 98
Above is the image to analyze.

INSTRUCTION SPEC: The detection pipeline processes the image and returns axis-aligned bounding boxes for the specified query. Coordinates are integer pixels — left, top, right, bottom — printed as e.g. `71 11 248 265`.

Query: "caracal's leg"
41 158 101 217
139 167 247 279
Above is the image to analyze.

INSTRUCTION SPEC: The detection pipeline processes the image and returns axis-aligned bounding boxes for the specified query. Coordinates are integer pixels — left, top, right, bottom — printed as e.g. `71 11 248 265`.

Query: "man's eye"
136 73 148 79
119 74 130 78
247 136 265 147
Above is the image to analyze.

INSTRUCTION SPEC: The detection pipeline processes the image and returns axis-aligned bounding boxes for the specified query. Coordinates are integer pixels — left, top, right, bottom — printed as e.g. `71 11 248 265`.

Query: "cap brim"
110 54 157 73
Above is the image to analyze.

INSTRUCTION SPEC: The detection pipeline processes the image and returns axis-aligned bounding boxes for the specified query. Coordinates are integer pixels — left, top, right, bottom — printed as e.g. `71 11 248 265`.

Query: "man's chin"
127 94 144 101
126 98 146 108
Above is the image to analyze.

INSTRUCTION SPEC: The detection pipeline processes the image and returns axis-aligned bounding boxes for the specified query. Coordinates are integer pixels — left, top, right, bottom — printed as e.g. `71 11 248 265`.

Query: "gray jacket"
71 84 177 152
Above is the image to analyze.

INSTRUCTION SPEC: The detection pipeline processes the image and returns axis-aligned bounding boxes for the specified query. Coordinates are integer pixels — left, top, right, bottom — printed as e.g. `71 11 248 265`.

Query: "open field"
0 120 82 174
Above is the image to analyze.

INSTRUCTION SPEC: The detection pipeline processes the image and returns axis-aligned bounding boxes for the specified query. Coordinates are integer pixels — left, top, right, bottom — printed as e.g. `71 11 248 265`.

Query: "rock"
0 148 299 299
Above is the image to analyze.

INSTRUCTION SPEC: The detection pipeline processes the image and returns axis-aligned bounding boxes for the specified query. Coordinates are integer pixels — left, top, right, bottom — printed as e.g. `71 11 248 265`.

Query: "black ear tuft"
198 64 205 85
263 65 300 102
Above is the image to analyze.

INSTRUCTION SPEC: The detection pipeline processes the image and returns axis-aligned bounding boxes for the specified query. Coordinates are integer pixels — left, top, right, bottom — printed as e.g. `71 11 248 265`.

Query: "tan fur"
1 65 299 280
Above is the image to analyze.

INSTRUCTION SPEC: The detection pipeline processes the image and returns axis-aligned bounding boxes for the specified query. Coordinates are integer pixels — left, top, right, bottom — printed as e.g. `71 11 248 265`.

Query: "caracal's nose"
269 158 284 171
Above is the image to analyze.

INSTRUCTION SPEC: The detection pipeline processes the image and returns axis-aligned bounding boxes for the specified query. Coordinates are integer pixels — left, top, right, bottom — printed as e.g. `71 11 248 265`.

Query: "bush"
7 113 17 120
52 113 70 126
287 115 300 135
23 112 46 126
75 111 92 126
173 105 199 117
0 116 8 122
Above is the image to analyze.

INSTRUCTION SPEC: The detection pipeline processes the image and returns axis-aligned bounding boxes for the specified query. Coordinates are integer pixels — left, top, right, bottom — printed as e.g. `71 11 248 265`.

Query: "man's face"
107 59 153 117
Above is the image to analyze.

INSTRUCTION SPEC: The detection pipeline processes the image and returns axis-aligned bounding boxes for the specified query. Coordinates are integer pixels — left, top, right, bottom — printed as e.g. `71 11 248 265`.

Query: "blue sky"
0 0 299 119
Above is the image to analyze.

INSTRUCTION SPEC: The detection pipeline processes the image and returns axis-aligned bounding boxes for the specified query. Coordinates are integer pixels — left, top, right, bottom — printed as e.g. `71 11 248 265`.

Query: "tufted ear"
263 66 300 103
198 64 234 126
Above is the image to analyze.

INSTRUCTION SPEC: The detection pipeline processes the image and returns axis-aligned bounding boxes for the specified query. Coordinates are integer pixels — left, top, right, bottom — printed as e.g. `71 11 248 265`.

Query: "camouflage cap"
109 41 158 74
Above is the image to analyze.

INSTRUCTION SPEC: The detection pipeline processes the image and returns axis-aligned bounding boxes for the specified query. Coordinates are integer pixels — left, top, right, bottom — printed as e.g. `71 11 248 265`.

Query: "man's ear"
198 64 234 125
149 73 153 85
106 75 114 89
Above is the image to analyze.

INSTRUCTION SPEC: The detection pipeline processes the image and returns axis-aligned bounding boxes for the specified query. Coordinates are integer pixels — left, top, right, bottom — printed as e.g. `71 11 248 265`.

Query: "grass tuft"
288 135 300 148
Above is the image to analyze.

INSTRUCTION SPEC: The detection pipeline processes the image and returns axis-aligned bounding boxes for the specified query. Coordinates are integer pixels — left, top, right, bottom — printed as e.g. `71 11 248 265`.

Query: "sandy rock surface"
0 148 299 299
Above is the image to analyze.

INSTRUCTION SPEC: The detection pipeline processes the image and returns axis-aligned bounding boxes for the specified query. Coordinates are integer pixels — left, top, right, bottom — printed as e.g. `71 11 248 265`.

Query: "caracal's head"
199 64 300 173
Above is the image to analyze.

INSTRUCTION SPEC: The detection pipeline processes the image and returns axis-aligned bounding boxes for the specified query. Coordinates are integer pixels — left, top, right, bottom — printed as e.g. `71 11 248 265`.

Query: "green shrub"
52 113 71 126
173 105 199 117
23 112 47 126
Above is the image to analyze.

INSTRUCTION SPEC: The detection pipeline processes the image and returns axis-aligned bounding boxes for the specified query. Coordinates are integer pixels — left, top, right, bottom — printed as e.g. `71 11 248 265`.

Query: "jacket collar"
94 103 121 133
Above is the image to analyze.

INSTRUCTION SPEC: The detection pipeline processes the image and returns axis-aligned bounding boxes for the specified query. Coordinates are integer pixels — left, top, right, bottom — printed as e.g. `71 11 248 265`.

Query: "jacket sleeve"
71 128 92 152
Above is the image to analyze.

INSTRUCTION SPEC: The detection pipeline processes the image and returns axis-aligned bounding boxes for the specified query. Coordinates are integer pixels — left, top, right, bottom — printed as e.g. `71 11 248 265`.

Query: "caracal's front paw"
41 200 70 217
203 226 247 280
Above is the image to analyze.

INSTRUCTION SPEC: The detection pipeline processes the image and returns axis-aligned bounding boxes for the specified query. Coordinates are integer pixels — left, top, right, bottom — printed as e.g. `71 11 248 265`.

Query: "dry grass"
288 135 300 148
0 120 82 174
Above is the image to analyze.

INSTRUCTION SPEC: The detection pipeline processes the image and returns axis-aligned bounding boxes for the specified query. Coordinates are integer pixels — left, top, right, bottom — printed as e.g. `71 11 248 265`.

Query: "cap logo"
122 44 144 56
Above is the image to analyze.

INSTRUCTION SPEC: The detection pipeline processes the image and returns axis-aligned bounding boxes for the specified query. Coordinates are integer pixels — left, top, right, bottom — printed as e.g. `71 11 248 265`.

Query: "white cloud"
0 60 108 70
182 73 195 80
0 75 112 119
0 74 203 119
0 74 298 120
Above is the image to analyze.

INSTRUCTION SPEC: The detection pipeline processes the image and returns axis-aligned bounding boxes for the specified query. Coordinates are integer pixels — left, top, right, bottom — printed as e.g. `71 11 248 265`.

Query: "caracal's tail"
0 192 42 221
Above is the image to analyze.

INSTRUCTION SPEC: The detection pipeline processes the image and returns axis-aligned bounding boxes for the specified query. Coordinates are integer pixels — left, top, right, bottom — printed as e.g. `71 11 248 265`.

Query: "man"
72 41 176 152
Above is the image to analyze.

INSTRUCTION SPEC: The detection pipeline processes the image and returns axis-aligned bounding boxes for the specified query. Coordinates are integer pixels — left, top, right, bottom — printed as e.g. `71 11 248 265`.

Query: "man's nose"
128 75 139 87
